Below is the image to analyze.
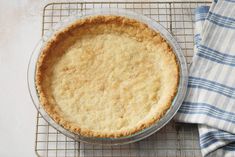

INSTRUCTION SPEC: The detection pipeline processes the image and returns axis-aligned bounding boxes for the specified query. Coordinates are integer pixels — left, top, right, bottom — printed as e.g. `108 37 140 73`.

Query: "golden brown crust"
36 15 179 138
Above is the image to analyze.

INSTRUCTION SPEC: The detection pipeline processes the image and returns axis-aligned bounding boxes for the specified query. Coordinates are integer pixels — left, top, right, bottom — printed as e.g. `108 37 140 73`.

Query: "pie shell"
36 15 179 138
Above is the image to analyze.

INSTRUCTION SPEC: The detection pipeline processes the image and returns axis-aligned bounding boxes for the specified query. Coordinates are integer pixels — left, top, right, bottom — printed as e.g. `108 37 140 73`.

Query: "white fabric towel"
175 0 235 156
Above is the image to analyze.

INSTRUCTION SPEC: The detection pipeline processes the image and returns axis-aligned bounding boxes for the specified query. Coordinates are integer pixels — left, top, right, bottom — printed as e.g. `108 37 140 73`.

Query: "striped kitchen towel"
175 0 235 156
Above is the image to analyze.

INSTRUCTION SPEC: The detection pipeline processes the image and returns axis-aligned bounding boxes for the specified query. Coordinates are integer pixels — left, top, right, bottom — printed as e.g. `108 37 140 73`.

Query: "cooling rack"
35 1 211 157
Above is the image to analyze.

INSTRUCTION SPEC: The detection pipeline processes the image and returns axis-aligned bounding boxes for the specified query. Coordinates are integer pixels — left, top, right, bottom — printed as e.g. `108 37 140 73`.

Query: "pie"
36 15 179 138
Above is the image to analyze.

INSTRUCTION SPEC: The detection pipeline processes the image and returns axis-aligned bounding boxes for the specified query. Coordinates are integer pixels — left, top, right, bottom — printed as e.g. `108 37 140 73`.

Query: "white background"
0 0 209 156
0 0 42 156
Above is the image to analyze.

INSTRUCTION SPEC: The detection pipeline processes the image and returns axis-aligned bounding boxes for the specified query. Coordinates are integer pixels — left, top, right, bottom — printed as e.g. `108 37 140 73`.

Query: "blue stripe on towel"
179 102 235 124
225 0 235 3
188 77 235 99
223 143 235 151
207 12 235 29
197 45 235 66
200 131 235 149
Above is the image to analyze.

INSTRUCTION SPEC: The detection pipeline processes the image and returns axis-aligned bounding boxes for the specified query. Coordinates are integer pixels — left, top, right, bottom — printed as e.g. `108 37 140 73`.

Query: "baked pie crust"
36 15 179 138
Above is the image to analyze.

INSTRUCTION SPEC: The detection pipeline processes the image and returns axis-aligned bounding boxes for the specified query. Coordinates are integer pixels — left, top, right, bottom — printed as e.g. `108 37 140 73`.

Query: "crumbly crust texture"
36 15 179 138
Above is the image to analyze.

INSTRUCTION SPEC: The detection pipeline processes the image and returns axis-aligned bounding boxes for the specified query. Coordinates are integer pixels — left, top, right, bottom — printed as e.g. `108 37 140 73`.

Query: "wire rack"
35 1 211 157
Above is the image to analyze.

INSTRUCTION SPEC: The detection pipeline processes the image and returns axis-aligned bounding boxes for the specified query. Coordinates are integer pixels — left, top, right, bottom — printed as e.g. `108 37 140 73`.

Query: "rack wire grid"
35 1 211 157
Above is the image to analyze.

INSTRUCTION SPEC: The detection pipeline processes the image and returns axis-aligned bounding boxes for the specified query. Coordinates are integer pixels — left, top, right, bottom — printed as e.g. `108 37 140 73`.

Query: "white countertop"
0 0 42 156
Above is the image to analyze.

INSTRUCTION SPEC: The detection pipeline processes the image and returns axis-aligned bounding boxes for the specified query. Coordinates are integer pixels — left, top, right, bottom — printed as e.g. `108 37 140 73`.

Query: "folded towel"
175 0 235 156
